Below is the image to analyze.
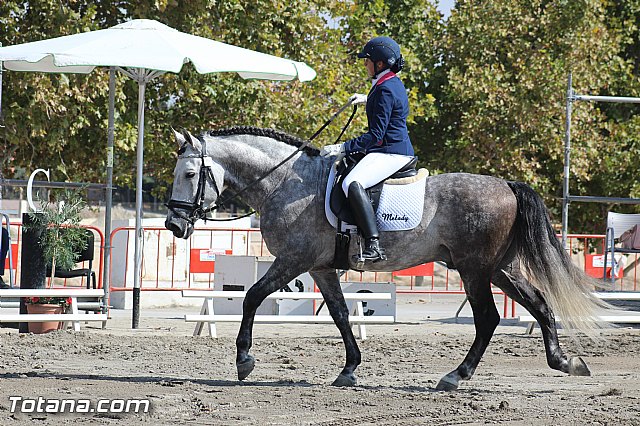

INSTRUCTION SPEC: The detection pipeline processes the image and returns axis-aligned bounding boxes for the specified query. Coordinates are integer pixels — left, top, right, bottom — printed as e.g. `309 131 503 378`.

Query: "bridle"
166 131 320 223
165 138 224 224
166 101 359 224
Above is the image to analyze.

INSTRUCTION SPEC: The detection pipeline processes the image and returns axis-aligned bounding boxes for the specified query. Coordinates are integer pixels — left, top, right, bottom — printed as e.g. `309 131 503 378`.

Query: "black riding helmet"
357 36 405 75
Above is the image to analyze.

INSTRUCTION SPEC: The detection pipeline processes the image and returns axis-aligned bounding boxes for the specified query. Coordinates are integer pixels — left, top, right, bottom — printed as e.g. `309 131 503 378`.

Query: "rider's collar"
371 69 391 87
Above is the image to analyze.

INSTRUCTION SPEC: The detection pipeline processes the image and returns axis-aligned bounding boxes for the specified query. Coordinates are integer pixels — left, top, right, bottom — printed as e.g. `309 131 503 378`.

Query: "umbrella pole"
132 72 147 329
117 67 163 329
102 67 116 323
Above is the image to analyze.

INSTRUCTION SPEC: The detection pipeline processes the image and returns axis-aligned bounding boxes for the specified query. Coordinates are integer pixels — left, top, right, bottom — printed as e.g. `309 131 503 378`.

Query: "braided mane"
205 126 320 157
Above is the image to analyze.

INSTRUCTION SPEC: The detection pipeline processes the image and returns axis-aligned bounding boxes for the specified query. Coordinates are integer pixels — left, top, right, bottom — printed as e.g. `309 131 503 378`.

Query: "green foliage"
24 190 88 271
438 0 613 183
0 0 440 197
0 0 123 183
432 0 640 232
2 0 640 233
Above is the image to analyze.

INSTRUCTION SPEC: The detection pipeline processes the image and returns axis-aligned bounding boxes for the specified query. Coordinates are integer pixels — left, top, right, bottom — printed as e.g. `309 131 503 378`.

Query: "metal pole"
561 72 573 249
0 179 106 189
102 67 116 320
114 67 164 329
132 70 146 329
574 94 640 103
567 195 640 204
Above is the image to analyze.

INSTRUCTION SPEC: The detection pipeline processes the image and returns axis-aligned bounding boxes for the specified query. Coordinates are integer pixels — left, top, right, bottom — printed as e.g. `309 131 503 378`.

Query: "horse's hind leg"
491 264 590 376
437 270 500 391
309 267 361 386
236 257 308 381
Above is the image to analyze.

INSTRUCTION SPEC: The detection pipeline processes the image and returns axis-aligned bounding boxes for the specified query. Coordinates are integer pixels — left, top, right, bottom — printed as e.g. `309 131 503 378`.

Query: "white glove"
320 143 345 157
349 93 367 105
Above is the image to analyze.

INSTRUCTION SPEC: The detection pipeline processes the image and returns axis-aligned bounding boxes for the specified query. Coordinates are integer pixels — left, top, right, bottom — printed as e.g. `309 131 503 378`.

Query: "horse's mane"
205 126 320 157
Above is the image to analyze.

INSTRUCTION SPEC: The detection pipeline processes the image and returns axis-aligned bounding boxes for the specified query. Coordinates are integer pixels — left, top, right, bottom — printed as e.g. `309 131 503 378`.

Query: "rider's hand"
320 143 345 157
349 93 367 105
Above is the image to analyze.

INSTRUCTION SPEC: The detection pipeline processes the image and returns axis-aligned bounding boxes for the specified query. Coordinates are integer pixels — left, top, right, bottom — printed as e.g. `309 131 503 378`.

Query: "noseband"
166 141 222 224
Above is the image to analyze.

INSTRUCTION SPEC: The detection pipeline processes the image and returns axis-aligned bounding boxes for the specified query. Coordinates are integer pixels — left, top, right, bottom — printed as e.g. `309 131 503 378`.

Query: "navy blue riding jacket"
343 72 414 156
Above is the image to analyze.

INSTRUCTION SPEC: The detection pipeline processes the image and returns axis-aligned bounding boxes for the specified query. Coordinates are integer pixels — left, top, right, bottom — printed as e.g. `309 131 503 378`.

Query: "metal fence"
2 221 638 318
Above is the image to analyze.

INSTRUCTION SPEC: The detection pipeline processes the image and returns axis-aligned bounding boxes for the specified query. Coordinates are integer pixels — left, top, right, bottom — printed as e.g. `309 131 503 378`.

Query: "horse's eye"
186 172 196 179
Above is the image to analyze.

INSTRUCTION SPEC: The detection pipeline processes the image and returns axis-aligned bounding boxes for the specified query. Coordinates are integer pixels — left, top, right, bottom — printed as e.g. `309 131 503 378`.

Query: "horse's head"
165 128 224 239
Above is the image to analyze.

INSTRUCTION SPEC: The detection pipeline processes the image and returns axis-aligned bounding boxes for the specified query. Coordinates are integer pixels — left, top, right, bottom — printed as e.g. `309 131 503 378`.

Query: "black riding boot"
348 182 387 263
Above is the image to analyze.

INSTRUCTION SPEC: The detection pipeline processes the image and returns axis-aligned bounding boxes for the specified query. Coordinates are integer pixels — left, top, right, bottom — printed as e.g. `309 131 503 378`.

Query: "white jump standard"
182 290 394 340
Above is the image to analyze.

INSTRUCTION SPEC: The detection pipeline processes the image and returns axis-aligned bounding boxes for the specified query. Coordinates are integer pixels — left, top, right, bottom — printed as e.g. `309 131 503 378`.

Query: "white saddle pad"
325 166 428 232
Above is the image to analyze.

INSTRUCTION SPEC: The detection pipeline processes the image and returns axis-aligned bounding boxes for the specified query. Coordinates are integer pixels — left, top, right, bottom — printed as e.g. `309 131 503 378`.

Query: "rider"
340 36 415 263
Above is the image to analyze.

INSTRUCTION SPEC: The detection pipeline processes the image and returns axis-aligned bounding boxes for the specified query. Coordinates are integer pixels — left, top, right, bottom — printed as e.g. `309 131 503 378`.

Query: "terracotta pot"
26 303 63 334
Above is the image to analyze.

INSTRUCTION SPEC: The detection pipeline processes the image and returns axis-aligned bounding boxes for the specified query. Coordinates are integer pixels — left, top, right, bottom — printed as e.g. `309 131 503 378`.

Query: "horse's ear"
171 127 201 152
190 133 202 152
172 127 187 148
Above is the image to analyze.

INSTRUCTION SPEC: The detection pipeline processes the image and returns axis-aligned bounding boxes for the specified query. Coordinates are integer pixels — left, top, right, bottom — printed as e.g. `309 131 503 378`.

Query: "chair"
603 212 640 282
46 229 96 289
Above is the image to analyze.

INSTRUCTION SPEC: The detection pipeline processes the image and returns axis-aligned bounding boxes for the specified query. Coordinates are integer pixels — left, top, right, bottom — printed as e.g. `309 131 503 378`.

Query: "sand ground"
0 293 639 425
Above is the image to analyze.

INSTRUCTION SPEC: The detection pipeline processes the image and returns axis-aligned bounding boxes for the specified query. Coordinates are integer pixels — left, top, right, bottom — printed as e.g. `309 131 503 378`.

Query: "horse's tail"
507 181 609 336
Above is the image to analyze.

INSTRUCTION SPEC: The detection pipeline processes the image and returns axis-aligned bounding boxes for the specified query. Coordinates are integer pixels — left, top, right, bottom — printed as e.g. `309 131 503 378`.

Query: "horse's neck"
210 135 304 209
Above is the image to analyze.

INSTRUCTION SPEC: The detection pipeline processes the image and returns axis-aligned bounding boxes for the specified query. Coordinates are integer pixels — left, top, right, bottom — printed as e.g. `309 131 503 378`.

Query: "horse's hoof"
435 375 459 391
568 356 591 376
237 355 256 381
331 373 357 387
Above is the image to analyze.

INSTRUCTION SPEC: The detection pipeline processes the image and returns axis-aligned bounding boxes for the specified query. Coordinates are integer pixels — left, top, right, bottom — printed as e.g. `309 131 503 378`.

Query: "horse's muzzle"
165 215 194 239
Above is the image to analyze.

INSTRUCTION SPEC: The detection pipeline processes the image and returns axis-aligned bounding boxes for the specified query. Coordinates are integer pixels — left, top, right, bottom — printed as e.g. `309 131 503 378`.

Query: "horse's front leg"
236 257 307 381
310 267 361 386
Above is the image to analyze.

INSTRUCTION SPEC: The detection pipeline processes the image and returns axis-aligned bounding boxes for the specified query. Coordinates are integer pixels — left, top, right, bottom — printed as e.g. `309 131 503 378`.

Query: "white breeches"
342 153 414 196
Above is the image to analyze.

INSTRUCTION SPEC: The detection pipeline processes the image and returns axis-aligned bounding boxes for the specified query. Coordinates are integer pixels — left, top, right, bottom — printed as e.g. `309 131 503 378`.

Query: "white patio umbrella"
0 19 316 327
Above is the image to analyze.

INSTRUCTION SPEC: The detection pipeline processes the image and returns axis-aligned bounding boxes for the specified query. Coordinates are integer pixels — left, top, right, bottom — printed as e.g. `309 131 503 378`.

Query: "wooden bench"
0 289 107 331
182 290 395 340
519 292 640 334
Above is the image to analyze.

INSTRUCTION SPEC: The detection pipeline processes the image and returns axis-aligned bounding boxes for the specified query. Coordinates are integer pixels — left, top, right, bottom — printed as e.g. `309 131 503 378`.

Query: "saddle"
328 153 419 269
329 153 419 224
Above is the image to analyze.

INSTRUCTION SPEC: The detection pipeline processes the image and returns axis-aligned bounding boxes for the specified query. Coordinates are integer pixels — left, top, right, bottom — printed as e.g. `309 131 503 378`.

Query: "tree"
1 0 444 199
0 1 351 192
431 0 638 232
1 0 130 183
596 0 640 203
4 0 639 234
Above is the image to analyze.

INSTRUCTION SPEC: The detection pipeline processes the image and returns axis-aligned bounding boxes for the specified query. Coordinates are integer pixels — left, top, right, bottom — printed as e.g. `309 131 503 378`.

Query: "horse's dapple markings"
165 127 611 390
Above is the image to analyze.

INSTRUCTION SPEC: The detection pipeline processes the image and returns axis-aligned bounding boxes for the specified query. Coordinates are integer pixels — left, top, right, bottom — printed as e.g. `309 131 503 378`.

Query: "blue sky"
323 2 456 30
437 0 456 18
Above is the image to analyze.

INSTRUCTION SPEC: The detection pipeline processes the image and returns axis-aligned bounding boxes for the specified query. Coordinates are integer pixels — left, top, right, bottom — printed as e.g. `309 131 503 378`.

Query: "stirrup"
353 239 387 264
352 250 386 264
364 247 387 262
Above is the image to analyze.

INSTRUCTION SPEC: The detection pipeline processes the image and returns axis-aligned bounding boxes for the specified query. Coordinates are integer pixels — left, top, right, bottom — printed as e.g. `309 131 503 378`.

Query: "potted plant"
24 296 72 333
24 189 88 279
21 189 88 333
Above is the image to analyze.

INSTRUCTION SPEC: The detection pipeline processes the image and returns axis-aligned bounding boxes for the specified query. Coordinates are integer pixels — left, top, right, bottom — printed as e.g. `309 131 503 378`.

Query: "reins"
167 99 359 223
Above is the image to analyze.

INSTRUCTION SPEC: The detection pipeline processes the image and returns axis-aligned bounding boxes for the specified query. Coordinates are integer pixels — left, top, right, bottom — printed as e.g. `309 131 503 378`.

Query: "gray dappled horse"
165 126 607 390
